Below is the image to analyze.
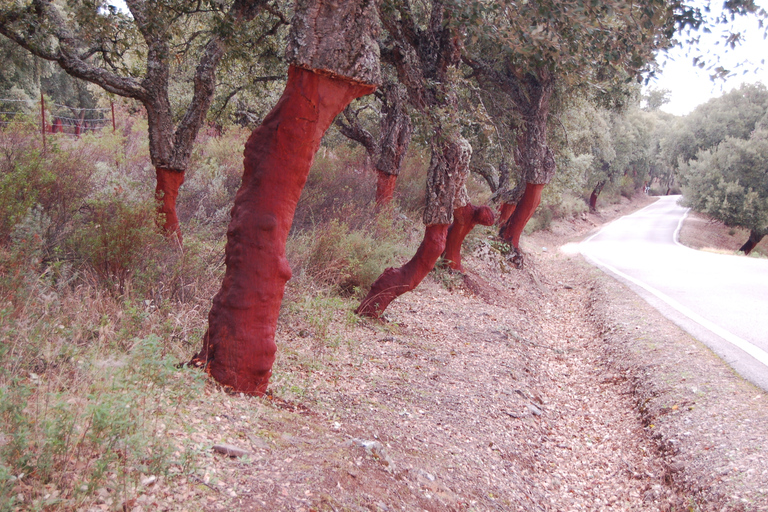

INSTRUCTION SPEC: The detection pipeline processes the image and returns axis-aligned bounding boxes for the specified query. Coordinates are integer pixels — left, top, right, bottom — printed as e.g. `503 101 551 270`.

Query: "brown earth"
109 195 768 512
678 211 768 258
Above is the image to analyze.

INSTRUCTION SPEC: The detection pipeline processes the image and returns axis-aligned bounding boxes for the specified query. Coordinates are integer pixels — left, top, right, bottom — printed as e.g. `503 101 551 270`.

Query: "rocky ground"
104 195 768 512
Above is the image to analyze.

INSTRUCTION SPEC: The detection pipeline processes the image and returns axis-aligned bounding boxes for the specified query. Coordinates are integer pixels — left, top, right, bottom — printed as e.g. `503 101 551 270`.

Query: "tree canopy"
681 115 768 252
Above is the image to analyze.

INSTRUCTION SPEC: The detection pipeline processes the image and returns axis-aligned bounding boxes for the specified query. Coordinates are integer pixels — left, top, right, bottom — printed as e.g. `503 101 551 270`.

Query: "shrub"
0 335 205 510
179 128 249 231
0 120 47 243
287 212 413 296
293 146 377 232
66 194 165 295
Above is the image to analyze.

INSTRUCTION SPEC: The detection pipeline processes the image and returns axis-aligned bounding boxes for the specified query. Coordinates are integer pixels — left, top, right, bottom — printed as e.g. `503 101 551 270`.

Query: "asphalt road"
580 195 768 392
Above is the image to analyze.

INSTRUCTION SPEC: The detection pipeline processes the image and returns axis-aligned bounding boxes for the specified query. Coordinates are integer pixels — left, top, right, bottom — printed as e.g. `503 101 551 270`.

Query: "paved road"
580 195 768 391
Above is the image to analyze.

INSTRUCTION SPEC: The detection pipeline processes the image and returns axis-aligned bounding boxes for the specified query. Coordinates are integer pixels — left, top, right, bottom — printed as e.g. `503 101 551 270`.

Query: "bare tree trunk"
194 0 380 395
376 172 398 206
500 182 545 249
589 180 606 213
442 204 495 271
495 180 525 226
155 167 185 241
739 229 766 255
192 66 374 394
355 224 448 318
498 203 516 225
357 135 471 317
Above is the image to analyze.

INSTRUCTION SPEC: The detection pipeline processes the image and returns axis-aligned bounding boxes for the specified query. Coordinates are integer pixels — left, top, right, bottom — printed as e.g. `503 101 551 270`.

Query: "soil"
678 211 768 258
119 195 768 512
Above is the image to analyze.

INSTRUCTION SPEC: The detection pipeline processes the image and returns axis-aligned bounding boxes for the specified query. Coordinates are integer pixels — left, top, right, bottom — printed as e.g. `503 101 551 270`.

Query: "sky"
647 1 768 116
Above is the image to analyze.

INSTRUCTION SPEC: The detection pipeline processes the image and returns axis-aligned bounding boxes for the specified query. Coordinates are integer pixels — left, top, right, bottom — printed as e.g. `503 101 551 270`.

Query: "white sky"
647 1 768 116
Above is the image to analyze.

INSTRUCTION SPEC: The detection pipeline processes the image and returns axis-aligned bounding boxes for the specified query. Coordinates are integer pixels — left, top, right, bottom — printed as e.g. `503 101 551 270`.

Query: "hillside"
54 195 762 512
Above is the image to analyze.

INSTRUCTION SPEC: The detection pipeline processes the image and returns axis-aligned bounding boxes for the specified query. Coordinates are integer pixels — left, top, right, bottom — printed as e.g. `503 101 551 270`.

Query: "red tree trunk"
356 224 448 318
191 66 374 395
498 202 516 226
588 191 598 212
155 167 185 241
589 180 605 213
376 171 397 206
442 204 495 271
499 183 545 249
739 229 766 255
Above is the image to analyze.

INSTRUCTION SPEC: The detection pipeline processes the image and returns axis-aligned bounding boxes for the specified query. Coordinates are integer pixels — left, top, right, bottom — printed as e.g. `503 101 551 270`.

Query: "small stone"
346 439 395 471
527 403 543 416
668 462 684 473
213 444 250 458
246 434 270 451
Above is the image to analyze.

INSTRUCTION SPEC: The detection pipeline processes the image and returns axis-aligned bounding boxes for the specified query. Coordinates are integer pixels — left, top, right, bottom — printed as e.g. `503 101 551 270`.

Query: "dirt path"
127 196 768 512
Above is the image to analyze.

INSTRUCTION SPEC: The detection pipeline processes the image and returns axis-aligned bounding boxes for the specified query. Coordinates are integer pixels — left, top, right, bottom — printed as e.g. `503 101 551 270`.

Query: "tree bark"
442 204 495 271
589 180 606 213
374 83 412 205
739 229 766 255
495 180 525 226
499 183 545 250
356 224 448 318
195 0 380 395
192 66 375 394
155 167 185 240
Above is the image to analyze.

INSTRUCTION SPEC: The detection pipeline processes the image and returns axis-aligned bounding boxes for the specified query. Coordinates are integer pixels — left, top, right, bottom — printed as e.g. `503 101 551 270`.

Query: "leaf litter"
87 195 768 512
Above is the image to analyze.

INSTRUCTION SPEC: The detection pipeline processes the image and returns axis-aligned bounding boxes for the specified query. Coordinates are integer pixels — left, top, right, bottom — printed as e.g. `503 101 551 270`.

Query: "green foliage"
661 83 768 169
68 194 165 295
0 335 205 509
456 0 674 89
681 129 768 234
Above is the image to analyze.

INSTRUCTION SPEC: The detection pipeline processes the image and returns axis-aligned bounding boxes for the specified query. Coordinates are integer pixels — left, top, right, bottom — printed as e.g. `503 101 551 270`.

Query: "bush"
293 146 377 231
67 194 165 295
179 128 249 231
0 335 205 510
287 212 413 296
0 120 47 243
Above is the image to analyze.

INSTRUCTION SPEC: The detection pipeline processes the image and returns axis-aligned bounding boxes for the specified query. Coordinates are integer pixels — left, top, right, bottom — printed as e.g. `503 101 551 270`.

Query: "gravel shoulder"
122 195 768 512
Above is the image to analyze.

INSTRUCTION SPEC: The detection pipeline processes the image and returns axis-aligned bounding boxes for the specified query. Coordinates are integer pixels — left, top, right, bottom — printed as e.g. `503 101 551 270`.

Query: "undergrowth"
0 112 636 508
0 120 426 508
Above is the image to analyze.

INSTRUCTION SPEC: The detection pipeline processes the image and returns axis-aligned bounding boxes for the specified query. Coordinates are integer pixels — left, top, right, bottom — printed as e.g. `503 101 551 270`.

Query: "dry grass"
679 211 768 258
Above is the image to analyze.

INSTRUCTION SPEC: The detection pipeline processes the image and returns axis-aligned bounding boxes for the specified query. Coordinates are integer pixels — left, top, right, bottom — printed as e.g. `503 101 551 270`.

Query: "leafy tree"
0 0 282 239
355 0 494 317
660 82 768 168
681 118 768 254
460 0 676 263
